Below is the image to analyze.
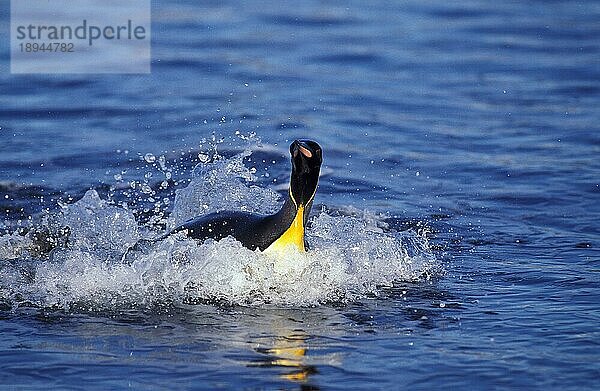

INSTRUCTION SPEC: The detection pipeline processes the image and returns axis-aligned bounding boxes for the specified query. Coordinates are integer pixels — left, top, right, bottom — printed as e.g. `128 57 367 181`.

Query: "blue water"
1 0 599 389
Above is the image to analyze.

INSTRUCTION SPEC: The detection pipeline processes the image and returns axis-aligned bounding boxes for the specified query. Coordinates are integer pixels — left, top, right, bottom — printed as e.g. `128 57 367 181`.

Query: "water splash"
167 148 281 229
0 145 437 310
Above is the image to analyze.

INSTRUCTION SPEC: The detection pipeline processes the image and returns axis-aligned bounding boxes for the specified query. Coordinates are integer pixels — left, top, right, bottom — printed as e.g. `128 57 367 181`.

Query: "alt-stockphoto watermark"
11 0 150 74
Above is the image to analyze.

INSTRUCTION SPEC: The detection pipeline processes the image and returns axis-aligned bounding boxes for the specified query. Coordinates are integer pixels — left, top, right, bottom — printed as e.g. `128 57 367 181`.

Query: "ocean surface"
1 0 599 389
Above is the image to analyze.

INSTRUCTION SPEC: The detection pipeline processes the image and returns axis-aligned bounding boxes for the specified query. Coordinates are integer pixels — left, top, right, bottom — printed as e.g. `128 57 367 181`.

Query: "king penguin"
160 139 322 253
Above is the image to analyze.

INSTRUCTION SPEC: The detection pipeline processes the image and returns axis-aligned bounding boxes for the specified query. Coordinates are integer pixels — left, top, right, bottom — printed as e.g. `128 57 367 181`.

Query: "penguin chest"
264 205 306 254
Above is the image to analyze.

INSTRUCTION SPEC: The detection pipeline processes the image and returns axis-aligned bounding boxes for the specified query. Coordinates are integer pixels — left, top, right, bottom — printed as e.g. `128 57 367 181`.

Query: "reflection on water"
252 331 317 385
237 307 341 389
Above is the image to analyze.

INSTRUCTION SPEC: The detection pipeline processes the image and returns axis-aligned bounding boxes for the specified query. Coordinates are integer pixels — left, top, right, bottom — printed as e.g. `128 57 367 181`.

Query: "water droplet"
144 153 156 163
198 153 209 163
113 174 122 181
158 155 167 170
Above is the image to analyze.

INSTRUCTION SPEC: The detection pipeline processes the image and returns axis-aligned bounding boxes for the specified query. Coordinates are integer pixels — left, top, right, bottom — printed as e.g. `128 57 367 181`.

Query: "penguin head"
289 139 322 207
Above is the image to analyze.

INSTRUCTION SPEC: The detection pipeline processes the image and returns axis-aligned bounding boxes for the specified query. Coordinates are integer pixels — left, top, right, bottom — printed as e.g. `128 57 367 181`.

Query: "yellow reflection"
255 330 317 384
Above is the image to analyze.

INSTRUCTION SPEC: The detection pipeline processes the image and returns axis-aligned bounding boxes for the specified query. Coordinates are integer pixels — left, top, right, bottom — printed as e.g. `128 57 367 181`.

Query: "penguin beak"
292 140 313 159
298 144 312 158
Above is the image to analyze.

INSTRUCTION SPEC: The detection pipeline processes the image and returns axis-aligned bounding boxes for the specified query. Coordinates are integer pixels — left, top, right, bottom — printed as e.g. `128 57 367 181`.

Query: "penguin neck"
265 189 311 254
279 187 313 227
